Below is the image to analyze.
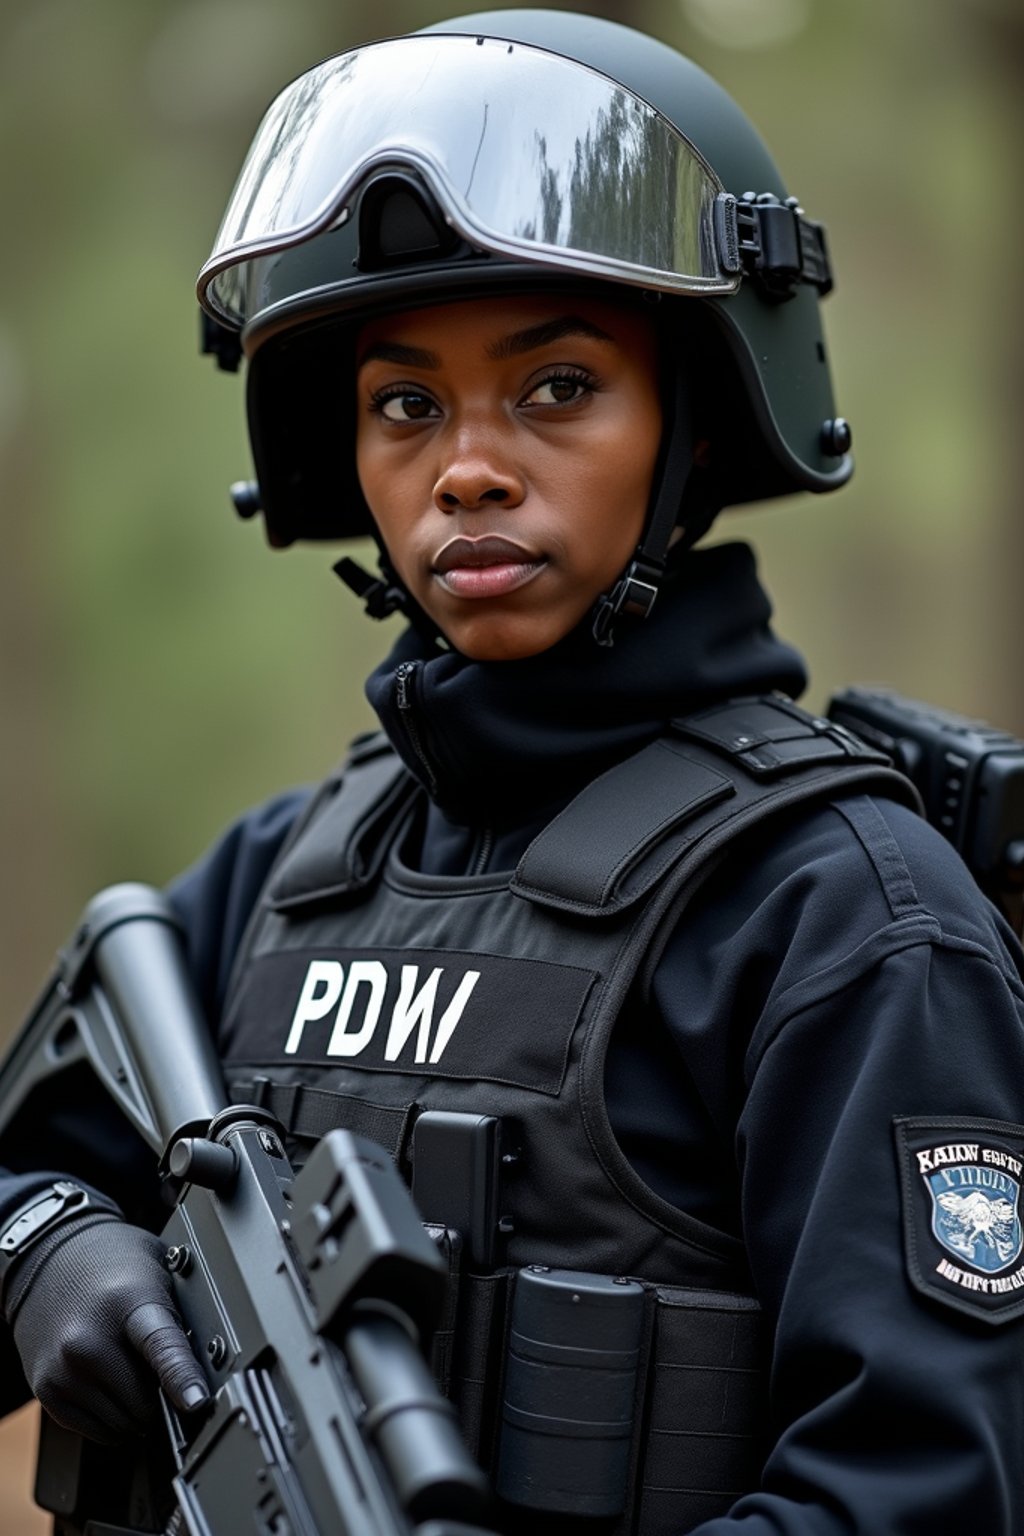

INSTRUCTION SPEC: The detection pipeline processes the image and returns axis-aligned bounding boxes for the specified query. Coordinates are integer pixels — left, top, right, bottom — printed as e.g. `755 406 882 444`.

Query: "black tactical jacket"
3 543 1024 1533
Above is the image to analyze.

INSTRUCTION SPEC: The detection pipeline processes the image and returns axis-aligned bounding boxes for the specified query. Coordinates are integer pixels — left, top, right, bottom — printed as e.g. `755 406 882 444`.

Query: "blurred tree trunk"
0 426 64 1041
964 1 1024 731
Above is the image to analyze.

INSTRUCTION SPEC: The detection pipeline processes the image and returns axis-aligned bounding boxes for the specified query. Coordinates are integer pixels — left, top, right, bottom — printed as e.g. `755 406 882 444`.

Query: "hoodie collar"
366 541 806 826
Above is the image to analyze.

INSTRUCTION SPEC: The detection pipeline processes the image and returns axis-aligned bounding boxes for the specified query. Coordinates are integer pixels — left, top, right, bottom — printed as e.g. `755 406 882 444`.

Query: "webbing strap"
674 693 877 775
447 1270 513 1466
425 1225 463 1398
226 1074 415 1159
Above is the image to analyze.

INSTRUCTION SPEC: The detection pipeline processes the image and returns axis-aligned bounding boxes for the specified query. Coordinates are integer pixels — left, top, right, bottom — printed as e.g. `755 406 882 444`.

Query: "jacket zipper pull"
394 661 439 797
395 660 416 712
471 826 494 876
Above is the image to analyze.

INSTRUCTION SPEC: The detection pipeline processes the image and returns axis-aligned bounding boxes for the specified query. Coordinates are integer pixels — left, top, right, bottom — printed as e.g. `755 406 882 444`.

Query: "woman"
2 12 1024 1533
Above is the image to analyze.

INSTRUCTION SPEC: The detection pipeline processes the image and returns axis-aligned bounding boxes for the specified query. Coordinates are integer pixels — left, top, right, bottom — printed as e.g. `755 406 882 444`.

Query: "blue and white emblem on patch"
895 1117 1024 1324
925 1164 1023 1273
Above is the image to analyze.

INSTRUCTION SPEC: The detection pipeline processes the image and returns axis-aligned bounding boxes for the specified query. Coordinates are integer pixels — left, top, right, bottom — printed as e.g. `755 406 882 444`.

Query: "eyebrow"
358 340 441 369
486 314 615 359
357 314 615 371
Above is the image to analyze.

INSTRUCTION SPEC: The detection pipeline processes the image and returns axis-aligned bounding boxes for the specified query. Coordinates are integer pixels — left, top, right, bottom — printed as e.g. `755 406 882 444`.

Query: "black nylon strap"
269 746 416 909
447 1269 512 1466
673 694 883 777
642 364 695 566
591 367 694 648
222 763 356 1009
227 1075 415 1159
425 1224 463 1397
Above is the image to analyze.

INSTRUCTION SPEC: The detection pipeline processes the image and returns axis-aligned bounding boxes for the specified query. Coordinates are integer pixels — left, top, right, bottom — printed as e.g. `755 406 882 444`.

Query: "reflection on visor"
198 34 740 325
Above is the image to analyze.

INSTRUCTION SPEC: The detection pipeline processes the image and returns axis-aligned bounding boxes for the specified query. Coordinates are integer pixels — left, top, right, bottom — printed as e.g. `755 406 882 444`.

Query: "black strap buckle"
0 1181 94 1304
717 192 834 303
333 556 407 620
200 309 243 372
591 559 661 647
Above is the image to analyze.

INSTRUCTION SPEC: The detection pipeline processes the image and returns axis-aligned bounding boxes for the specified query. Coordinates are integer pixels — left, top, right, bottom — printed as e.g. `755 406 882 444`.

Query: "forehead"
355 291 659 364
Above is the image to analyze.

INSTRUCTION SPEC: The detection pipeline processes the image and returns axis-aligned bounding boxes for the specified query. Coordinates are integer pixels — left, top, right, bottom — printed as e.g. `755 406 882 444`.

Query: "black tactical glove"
0 1184 209 1444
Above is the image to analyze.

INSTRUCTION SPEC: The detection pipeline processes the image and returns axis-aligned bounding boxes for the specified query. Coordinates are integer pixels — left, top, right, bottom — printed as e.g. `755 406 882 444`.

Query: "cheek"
355 434 413 568
595 401 663 561
354 422 383 519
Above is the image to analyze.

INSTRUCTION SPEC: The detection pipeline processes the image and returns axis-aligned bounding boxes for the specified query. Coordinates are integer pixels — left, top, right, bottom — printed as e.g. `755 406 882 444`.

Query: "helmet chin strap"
333 552 408 621
333 546 448 647
590 367 696 648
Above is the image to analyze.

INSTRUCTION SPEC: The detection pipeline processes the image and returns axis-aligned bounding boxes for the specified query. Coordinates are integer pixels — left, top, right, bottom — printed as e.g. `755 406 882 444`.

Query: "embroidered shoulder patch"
894 1116 1024 1324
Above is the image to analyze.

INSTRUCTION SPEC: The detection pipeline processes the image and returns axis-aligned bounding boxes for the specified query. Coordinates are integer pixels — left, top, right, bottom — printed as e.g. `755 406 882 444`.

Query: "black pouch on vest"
495 1267 646 1518
634 1286 768 1536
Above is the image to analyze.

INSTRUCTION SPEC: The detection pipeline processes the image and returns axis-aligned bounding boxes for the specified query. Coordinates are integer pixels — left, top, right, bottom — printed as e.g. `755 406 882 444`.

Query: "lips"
433 534 541 573
432 535 547 599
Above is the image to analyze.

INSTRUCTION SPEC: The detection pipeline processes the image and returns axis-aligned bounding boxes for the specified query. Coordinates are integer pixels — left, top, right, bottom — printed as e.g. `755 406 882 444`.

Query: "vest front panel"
221 824 749 1292
219 765 772 1532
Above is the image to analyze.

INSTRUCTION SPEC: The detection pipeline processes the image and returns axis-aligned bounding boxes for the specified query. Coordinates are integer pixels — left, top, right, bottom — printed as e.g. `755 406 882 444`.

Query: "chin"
443 616 566 664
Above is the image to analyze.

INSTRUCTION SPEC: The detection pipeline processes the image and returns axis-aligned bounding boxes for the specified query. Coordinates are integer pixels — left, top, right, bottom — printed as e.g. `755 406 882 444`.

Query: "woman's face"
355 293 663 661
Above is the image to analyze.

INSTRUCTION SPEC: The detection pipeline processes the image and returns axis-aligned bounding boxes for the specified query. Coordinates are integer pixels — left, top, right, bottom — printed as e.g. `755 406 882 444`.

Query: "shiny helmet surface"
198 10 850 551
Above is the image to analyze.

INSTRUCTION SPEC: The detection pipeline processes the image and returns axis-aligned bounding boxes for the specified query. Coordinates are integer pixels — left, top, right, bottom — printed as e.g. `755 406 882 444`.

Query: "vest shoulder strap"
511 694 923 916
267 732 417 911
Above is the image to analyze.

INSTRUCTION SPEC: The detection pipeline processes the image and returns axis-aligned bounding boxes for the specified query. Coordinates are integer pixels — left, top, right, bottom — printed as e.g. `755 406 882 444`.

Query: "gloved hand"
3 1204 209 1444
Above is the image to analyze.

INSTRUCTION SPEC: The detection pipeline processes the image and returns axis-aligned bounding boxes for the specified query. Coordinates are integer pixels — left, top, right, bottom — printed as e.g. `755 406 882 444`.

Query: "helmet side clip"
716 192 834 304
200 310 243 373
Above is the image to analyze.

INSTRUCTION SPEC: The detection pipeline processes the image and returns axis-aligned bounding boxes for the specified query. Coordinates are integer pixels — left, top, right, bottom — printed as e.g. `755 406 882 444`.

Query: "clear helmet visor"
197 33 740 327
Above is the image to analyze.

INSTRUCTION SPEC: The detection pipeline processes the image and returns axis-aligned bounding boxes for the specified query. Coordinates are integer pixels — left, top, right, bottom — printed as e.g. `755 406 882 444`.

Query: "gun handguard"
0 885 492 1536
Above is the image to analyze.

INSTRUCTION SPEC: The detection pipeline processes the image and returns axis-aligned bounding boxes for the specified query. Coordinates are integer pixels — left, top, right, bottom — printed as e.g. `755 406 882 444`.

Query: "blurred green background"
0 0 1021 1030
0 0 1021 1526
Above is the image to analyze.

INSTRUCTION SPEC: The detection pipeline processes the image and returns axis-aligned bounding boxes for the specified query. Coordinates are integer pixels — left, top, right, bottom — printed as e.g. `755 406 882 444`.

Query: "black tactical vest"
220 696 919 1535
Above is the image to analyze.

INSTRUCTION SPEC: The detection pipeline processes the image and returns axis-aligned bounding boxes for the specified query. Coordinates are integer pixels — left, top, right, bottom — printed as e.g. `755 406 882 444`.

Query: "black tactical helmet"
198 10 850 580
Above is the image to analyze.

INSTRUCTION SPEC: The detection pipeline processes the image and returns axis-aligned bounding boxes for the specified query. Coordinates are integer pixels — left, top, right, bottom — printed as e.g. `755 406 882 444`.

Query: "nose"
432 425 525 513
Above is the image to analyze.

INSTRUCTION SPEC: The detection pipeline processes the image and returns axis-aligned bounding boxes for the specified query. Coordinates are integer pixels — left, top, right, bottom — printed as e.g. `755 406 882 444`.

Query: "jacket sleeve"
0 788 310 1417
165 787 314 1026
656 795 1024 1535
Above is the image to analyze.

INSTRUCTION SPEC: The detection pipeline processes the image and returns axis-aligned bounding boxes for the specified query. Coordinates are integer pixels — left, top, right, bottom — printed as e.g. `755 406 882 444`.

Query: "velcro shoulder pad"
512 696 920 916
512 738 734 914
268 738 417 910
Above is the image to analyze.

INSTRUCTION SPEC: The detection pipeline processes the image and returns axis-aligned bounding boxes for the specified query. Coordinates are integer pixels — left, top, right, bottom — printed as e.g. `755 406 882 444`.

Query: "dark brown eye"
378 391 437 422
523 371 593 408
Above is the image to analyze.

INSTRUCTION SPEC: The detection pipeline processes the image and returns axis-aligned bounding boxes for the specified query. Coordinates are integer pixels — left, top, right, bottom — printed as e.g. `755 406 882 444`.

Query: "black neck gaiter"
365 542 807 827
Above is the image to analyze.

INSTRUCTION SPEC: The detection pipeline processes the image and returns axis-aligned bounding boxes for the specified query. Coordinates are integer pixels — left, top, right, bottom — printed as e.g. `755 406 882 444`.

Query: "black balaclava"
366 540 807 826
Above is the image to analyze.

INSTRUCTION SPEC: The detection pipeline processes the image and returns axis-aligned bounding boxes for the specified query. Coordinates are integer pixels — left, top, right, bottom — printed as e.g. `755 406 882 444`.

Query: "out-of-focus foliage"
0 2 1020 1527
0 0 1020 1021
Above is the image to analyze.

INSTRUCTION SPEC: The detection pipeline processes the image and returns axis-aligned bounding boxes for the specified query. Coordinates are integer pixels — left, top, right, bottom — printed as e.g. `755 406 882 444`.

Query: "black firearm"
0 884 492 1536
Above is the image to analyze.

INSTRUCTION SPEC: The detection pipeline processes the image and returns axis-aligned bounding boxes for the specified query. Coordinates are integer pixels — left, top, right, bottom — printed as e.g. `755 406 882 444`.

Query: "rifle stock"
0 885 492 1536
